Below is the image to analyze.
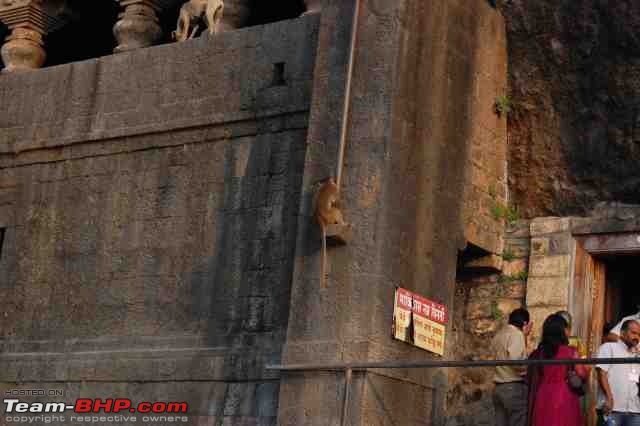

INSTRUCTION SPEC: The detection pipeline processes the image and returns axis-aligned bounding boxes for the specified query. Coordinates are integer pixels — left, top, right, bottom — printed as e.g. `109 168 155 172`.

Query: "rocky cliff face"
447 2 640 424
502 0 640 217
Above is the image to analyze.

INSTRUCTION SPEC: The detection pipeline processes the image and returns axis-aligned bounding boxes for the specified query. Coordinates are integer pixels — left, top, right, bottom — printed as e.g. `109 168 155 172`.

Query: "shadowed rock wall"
502 0 640 217
0 16 319 426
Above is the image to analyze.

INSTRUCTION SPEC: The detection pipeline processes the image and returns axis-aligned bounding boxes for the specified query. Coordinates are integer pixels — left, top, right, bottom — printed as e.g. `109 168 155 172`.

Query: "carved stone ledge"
463 254 503 273
0 0 70 72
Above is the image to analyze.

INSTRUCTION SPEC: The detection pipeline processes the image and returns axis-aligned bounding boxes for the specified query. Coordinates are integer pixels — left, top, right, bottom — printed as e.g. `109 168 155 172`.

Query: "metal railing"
267 357 640 426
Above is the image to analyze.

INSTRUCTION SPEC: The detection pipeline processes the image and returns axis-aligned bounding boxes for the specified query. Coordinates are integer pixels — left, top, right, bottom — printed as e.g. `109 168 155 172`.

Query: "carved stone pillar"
303 0 322 15
0 0 70 72
1 27 45 71
215 0 250 33
113 0 184 53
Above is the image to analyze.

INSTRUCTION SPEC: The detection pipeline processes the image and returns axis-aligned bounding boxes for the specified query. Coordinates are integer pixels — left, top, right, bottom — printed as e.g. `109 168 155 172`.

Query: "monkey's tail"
320 227 327 289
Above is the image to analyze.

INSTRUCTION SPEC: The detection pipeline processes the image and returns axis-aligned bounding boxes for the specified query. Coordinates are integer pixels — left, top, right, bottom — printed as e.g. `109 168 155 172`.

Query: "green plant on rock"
501 249 516 262
495 95 512 117
491 301 504 321
498 270 528 283
495 285 505 298
488 183 497 199
491 201 520 225
505 204 520 225
512 270 528 282
490 202 506 221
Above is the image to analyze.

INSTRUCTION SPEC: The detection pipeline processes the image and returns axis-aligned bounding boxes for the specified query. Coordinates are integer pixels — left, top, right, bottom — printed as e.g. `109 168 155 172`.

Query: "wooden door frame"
572 232 640 426
573 232 640 343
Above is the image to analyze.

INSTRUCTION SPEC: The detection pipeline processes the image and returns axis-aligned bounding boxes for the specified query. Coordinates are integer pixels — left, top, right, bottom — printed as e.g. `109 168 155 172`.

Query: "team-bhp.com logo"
5 399 188 413
4 398 189 423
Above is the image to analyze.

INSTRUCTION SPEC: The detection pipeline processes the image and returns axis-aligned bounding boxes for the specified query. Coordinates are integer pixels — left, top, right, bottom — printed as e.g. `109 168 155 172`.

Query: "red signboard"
393 287 447 355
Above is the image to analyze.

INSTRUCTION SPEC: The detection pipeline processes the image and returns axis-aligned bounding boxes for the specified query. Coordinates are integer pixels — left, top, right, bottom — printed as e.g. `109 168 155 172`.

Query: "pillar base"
113 3 162 53
0 0 71 72
1 27 45 73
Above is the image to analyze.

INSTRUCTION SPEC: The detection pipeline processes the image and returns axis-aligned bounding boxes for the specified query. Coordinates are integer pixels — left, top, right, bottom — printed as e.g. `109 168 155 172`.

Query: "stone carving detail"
303 0 322 15
113 2 162 53
173 0 249 42
0 0 70 72
1 27 45 72
112 0 185 53
0 0 30 7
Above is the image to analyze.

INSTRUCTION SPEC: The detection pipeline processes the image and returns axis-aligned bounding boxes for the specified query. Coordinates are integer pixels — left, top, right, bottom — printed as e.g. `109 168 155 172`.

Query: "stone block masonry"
278 0 510 424
461 0 509 256
0 15 319 154
448 220 529 426
0 16 320 426
0 0 515 424
525 217 574 349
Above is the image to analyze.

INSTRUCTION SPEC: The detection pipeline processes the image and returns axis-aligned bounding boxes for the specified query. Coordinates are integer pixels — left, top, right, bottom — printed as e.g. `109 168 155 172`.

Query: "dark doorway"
601 255 640 327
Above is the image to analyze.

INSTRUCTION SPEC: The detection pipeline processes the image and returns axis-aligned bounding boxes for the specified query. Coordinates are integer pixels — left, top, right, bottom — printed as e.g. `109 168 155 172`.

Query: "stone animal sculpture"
314 177 346 288
173 0 224 42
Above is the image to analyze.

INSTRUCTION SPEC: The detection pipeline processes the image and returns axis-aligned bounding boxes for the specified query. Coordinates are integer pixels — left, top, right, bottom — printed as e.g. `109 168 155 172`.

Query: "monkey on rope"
314 177 346 288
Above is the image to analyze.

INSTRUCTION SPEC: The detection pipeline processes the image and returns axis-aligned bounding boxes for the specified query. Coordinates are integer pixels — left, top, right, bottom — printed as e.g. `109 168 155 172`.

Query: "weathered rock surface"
501 0 640 217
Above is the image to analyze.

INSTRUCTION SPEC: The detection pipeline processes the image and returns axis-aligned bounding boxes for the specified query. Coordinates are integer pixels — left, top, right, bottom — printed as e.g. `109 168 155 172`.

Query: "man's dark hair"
508 308 530 329
621 319 639 332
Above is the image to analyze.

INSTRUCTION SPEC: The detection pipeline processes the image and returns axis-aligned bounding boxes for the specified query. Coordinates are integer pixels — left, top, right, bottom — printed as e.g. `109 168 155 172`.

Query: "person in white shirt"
607 309 640 343
597 319 640 425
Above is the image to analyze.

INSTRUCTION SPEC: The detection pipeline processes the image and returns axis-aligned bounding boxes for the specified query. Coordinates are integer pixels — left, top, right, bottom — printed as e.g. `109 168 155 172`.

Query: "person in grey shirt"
597 319 640 425
493 308 532 426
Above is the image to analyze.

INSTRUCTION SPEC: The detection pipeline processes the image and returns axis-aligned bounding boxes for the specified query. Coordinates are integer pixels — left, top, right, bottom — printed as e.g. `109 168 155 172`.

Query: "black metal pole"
266 357 640 372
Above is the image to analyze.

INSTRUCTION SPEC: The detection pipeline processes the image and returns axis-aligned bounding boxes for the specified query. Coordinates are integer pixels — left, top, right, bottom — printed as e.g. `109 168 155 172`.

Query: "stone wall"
0 16 319 426
525 217 574 348
0 0 515 424
447 220 530 426
278 0 508 425
462 7 508 255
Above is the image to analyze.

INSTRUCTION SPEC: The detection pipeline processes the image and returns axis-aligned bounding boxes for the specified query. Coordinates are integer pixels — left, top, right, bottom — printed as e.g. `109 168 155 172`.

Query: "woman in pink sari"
527 314 591 426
